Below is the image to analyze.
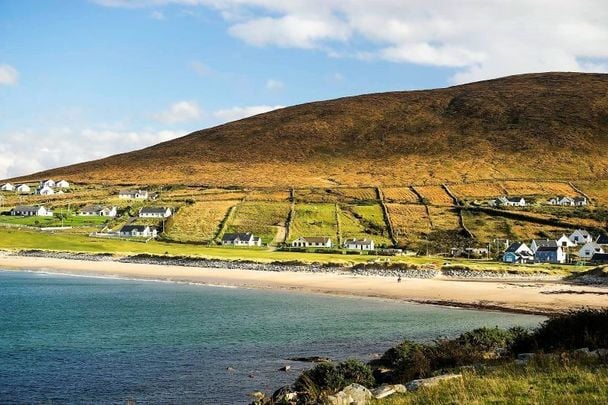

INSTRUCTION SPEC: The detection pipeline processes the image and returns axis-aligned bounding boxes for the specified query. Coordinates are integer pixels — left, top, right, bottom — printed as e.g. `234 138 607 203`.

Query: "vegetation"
412 186 453 206
386 204 430 247
290 203 338 241
382 187 419 203
164 200 238 242
339 204 392 246
224 201 290 244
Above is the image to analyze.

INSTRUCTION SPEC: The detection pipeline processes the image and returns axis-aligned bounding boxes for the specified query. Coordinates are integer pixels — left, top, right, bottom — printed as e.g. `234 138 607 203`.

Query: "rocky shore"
7 249 563 281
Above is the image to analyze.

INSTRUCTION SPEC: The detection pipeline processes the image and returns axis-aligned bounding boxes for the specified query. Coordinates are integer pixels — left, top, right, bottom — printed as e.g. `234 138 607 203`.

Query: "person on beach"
397 276 402 283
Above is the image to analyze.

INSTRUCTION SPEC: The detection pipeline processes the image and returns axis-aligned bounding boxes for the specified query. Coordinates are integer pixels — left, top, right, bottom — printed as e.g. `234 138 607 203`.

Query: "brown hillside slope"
11 72 608 187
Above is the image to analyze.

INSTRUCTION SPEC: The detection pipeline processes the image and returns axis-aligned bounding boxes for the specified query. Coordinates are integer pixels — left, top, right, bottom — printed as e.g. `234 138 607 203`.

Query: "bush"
336 359 374 387
370 340 429 383
512 309 608 353
294 360 374 402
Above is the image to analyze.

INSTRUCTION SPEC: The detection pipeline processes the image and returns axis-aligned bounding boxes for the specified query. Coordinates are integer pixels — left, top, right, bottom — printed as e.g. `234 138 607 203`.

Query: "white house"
548 196 574 206
291 236 333 248
569 229 593 245
138 207 172 218
40 179 56 188
556 234 575 248
118 225 157 238
578 242 604 260
16 184 31 194
493 196 526 207
530 239 558 253
79 205 117 217
502 242 534 263
119 189 149 200
11 205 53 217
1 183 15 192
343 238 375 251
56 180 70 189
221 232 262 246
37 185 55 195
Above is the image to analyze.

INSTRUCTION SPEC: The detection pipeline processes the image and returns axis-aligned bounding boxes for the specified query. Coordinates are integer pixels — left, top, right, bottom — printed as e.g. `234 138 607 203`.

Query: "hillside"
10 72 608 187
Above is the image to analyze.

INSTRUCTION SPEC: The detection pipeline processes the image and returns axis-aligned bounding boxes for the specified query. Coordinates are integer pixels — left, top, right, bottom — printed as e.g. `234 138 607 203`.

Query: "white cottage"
494 196 526 207
343 238 375 251
1 183 15 191
291 236 333 248
119 189 149 200
16 184 31 194
40 179 56 188
56 180 70 189
569 229 593 245
11 205 53 217
138 207 172 218
556 234 575 248
37 185 55 195
118 225 157 238
79 205 117 217
579 242 604 260
221 232 262 246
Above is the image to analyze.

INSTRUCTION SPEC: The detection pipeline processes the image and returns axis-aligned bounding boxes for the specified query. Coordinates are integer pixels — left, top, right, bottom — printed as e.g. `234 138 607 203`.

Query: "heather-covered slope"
12 72 608 187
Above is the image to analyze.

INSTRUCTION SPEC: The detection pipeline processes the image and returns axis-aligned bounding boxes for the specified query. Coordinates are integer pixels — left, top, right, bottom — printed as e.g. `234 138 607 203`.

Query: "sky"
1 0 607 179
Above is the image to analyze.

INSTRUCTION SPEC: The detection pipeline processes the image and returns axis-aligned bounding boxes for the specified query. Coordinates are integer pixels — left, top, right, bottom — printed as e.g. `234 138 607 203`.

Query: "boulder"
371 384 398 399
406 374 463 392
327 383 373 405
271 386 298 404
574 348 590 355
249 391 265 403
592 348 608 357
517 353 535 361
393 384 407 394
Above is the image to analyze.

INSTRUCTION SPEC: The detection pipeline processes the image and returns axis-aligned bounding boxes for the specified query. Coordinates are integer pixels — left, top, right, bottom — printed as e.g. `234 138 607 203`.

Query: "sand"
1 255 607 315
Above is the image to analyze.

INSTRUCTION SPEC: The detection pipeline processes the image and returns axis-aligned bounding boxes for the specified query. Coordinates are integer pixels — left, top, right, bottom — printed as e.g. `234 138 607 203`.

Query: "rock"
249 391 265 401
226 366 236 372
327 383 373 405
406 374 463 392
287 356 331 363
592 348 608 357
517 353 535 361
574 348 590 355
278 365 291 372
248 373 255 379
271 386 298 404
393 384 407 393
371 384 397 399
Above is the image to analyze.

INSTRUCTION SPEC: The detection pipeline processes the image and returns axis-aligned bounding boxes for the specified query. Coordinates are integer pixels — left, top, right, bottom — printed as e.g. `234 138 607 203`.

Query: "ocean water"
0 269 543 404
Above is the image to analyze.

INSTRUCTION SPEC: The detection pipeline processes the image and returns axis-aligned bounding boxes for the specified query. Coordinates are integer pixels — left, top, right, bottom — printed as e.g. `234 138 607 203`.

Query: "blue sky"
0 0 607 178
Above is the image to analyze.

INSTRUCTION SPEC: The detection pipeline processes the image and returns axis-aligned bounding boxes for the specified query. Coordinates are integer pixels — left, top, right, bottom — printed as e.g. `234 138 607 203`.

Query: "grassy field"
382 187 419 203
165 200 238 242
338 204 392 246
450 182 506 199
246 189 290 201
576 180 608 206
377 357 608 404
224 201 291 244
290 203 338 241
0 213 110 228
386 204 430 247
502 180 578 196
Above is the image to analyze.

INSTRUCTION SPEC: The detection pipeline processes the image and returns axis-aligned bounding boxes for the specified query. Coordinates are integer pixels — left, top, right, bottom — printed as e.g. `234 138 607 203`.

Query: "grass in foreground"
377 357 608 404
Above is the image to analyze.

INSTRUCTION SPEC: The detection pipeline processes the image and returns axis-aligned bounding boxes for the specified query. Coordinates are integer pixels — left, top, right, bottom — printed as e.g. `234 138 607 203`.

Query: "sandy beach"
1 255 607 315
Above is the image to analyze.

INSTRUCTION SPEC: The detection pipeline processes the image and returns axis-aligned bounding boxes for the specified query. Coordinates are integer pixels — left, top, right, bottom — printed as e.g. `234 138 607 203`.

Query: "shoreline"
1 253 607 315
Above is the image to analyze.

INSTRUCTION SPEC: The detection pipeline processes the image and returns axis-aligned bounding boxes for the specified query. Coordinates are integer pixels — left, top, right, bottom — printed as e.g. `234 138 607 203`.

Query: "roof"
140 207 170 214
120 225 154 232
222 232 253 242
507 196 524 202
532 239 558 248
505 242 524 253
344 238 374 246
536 246 559 252
13 205 39 212
120 189 147 194
581 241 602 249
596 234 608 244
572 229 591 237
299 236 331 244
573 197 587 202
80 205 105 212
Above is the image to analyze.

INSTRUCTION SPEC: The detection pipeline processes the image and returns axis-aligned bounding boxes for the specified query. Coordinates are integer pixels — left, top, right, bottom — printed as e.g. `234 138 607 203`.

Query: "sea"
0 269 544 404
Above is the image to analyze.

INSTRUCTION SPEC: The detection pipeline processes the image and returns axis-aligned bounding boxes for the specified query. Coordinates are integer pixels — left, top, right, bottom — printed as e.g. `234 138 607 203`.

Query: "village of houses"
2 178 608 266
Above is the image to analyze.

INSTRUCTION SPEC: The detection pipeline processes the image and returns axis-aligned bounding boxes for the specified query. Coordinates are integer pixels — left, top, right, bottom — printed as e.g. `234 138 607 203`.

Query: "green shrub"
293 360 374 402
336 359 374 387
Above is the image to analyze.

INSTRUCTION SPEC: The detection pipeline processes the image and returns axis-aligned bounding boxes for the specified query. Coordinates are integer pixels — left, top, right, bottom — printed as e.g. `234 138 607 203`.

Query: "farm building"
548 196 587 206
139 207 172 218
79 205 117 217
1 183 15 191
343 238 375 251
556 234 575 248
118 225 157 238
11 205 53 217
119 189 149 200
569 229 593 245
291 236 333 248
16 184 31 194
578 242 604 260
502 242 534 264
493 196 526 207
221 232 262 246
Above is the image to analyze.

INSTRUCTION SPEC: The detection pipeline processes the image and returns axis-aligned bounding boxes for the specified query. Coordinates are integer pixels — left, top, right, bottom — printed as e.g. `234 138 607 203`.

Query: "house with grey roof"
119 189 149 200
11 205 53 217
535 245 566 264
16 184 31 194
530 239 558 253
502 242 534 263
36 185 55 195
343 238 375 251
578 241 604 260
492 196 526 207
40 179 56 188
79 205 117 217
139 207 172 218
56 180 70 189
221 232 262 246
118 225 157 238
569 229 593 245
291 236 333 248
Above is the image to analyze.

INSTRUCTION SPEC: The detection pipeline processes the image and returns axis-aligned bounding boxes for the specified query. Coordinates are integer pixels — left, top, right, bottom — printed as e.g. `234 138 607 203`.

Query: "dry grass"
428 206 460 231
382 187 419 203
576 180 608 206
450 182 506 199
246 189 290 201
386 203 430 245
224 201 291 243
502 181 578 196
414 186 454 206
165 200 238 242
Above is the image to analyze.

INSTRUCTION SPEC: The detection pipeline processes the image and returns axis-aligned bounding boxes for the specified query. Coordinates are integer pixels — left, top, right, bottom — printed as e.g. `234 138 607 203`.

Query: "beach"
1 254 606 315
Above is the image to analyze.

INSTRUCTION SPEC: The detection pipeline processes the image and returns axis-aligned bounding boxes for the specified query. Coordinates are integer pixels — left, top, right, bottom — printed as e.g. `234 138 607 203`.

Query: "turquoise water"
0 269 543 403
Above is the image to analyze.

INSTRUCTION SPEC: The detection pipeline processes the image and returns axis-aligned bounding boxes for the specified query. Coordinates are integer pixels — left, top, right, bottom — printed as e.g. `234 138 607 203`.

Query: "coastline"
1 253 607 315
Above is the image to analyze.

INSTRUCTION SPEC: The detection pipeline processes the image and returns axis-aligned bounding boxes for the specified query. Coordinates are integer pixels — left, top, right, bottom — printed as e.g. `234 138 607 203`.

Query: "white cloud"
150 10 165 20
212 104 284 122
0 127 184 179
0 64 19 86
154 100 203 123
266 79 284 90
93 0 608 83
